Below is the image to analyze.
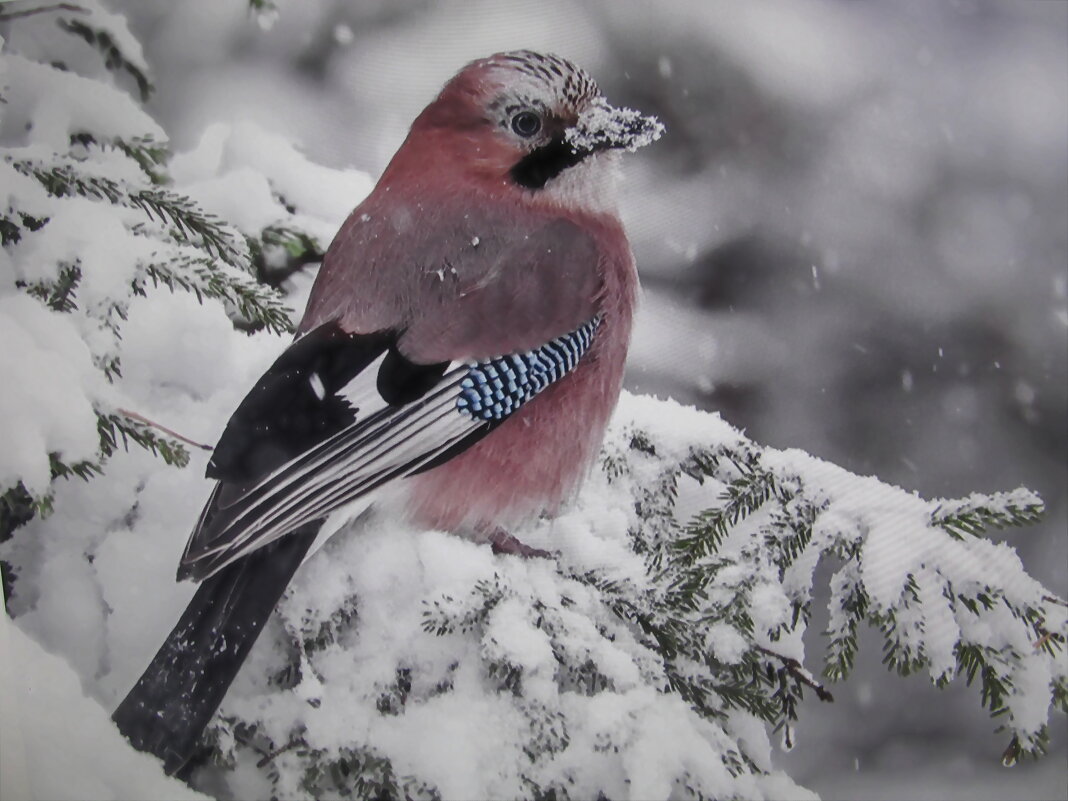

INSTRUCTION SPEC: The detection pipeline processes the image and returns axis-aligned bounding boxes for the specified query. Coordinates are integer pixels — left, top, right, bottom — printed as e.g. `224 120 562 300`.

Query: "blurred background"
109 1 1068 797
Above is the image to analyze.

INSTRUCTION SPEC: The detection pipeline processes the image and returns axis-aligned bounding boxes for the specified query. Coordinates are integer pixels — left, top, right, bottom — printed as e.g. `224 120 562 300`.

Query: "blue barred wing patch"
456 316 601 421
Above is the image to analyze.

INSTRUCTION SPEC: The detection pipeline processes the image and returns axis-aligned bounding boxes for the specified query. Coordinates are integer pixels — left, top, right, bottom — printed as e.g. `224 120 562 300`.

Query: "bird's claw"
489 529 554 559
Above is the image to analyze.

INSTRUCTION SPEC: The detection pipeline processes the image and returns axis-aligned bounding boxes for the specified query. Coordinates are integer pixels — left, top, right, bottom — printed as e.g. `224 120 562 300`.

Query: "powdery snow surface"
173 390 1060 799
0 600 209 801
8 372 1059 801
2 53 163 149
170 120 374 246
0 295 103 494
2 398 818 800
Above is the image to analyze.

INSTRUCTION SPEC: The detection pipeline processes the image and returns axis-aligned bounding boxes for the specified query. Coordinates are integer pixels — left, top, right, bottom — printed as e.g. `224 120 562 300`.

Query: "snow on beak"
565 99 665 155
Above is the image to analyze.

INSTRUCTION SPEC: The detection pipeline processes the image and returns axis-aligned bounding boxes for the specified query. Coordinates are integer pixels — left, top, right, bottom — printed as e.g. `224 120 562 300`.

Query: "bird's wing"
299 205 606 361
183 210 606 580
179 314 601 580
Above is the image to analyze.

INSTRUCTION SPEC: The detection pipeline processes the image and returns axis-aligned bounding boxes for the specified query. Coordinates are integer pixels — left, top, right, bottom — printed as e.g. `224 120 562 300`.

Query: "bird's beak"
565 100 664 155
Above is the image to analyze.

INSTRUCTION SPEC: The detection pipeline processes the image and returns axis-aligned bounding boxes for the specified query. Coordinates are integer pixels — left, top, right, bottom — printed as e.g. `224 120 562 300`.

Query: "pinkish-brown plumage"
113 50 661 774
405 209 636 533
297 51 649 534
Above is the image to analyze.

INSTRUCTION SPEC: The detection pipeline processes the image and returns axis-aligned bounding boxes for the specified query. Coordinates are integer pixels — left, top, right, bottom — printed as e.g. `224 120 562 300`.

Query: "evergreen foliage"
0 4 1063 799
56 15 153 101
0 1 306 535
198 403 1065 799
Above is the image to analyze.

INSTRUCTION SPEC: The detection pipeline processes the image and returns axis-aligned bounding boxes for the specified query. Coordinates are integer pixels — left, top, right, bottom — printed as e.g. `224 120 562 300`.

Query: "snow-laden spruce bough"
0 5 1064 800
182 392 1061 800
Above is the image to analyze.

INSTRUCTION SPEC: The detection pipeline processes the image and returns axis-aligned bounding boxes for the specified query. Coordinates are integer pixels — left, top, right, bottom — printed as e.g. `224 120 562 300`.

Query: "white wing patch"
186 315 601 579
187 359 482 576
337 352 388 410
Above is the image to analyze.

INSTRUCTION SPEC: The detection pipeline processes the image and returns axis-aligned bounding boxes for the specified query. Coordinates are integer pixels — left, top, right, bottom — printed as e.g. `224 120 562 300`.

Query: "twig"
256 738 301 768
117 408 213 452
1033 631 1054 653
1042 595 1068 608
757 645 835 702
0 3 87 22
782 723 795 750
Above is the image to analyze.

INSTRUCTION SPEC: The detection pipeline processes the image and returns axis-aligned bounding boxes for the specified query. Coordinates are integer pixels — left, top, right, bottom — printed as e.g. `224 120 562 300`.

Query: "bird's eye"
511 111 542 138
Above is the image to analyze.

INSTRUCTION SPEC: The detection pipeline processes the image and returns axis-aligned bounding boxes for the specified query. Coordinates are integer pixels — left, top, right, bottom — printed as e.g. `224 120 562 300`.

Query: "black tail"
112 523 320 775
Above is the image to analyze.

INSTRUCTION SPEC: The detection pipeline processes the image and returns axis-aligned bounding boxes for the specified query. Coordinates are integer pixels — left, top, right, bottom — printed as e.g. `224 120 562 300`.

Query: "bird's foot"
489 529 553 559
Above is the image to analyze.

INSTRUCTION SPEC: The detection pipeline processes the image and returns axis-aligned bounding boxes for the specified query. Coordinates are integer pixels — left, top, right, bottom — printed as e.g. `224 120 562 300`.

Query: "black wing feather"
182 323 471 580
205 325 398 485
181 316 601 581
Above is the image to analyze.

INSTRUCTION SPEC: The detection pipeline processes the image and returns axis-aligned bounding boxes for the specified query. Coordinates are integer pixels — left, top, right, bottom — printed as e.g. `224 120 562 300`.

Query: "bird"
111 49 662 776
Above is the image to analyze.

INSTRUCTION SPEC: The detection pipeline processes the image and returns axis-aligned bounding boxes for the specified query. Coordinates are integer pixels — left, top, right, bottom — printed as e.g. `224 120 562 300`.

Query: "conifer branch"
248 224 324 287
70 132 169 183
756 646 834 702
931 489 1044 539
136 256 293 335
116 408 213 452
96 411 190 468
9 158 249 268
23 263 82 312
0 3 87 22
57 16 154 100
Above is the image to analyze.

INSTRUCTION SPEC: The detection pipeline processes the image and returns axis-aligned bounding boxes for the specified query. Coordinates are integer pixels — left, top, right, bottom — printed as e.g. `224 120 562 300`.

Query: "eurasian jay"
112 49 662 775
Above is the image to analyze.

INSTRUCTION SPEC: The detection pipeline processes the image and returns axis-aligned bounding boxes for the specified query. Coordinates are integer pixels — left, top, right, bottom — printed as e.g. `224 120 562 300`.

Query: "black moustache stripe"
510 136 588 189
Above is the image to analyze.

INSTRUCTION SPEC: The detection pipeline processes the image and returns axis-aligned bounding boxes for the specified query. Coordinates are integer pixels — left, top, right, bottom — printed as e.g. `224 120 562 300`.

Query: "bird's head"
391 50 663 213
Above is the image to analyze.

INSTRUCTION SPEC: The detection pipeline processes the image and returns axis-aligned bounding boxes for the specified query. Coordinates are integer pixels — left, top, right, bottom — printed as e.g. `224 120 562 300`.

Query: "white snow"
1 6 1064 798
705 622 749 664
170 121 373 243
1 54 163 147
566 101 665 154
13 197 155 308
0 596 210 801
0 295 103 494
482 596 558 700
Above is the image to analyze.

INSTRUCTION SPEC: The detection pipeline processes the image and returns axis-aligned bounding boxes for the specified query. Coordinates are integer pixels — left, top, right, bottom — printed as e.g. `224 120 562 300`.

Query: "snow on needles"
2 54 163 148
0 12 1064 799
60 391 1050 799
171 121 374 244
0 295 103 494
7 379 1062 797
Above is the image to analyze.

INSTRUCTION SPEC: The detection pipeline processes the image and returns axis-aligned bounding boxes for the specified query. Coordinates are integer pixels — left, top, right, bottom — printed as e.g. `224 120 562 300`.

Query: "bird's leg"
488 528 553 559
